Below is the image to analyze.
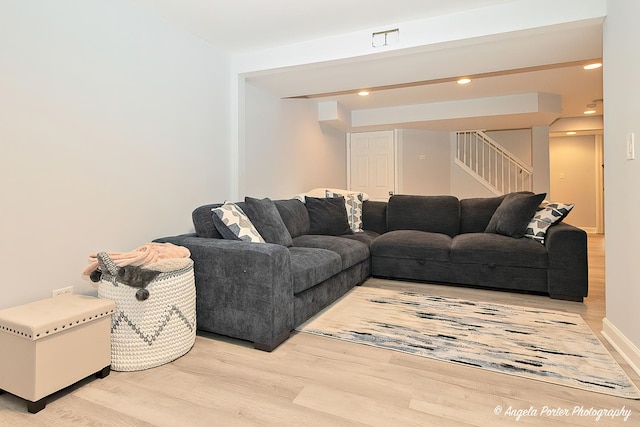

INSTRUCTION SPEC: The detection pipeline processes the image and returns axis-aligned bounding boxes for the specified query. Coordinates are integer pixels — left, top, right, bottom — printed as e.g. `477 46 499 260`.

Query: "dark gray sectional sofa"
156 193 588 351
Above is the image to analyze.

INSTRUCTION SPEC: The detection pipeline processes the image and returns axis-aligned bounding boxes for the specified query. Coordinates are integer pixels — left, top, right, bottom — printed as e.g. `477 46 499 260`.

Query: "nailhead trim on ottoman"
0 294 115 413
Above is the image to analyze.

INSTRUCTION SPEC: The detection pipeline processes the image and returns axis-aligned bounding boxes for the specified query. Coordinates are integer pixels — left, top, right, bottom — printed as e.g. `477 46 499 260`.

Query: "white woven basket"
97 255 196 372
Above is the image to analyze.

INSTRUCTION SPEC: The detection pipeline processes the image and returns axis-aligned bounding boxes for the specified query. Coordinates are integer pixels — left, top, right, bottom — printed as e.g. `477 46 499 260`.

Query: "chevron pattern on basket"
98 259 196 371
111 305 194 345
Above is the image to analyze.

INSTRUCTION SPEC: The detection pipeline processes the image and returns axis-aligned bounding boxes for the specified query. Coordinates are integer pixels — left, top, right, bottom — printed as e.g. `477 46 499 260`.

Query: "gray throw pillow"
485 192 546 238
326 190 364 233
305 196 353 236
243 197 293 247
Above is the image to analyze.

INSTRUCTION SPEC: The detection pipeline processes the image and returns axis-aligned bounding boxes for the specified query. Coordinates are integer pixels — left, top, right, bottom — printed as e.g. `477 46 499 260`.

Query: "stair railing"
455 130 533 195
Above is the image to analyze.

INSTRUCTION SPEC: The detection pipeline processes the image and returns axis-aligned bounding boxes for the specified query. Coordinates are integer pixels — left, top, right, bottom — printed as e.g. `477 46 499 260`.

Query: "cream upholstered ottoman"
0 294 115 413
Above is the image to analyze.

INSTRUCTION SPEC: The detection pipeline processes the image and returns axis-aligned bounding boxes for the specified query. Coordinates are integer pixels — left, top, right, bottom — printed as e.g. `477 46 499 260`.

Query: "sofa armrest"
154 235 294 351
545 223 588 301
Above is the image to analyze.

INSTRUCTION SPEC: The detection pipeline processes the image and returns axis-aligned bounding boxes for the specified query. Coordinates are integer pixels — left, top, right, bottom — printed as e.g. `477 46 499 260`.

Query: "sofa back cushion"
274 199 311 238
193 201 248 238
305 196 353 236
192 204 223 238
386 195 460 237
362 200 388 234
194 200 310 240
244 197 293 246
459 195 506 234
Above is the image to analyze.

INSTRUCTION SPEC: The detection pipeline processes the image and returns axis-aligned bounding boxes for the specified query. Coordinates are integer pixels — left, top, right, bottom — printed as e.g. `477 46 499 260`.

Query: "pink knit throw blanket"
82 242 190 277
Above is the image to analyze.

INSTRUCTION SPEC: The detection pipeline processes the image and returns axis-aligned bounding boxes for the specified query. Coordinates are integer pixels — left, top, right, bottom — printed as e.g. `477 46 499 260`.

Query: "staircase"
455 130 532 195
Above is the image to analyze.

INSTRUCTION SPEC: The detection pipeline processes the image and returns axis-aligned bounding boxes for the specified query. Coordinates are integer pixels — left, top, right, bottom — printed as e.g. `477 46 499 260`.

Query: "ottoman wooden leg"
27 397 46 414
95 365 111 379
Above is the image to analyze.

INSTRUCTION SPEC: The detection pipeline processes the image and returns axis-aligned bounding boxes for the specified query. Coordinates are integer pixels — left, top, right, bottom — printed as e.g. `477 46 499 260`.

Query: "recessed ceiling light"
584 110 596 115
566 131 577 135
457 78 471 85
584 63 602 70
357 90 370 96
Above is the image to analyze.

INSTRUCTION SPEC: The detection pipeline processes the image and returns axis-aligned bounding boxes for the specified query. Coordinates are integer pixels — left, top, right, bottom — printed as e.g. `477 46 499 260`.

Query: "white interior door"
348 131 396 201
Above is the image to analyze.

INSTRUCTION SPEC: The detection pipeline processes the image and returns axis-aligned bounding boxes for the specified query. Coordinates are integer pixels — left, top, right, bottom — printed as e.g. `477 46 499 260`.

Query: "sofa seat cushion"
293 235 369 270
289 247 342 294
370 230 451 261
338 230 380 247
451 233 548 268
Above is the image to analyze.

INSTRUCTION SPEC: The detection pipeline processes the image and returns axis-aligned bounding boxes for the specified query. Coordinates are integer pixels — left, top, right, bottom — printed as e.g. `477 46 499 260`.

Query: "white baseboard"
602 318 640 377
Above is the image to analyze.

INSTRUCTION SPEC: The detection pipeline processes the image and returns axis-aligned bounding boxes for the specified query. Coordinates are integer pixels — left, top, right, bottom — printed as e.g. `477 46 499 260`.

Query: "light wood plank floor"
2 234 638 426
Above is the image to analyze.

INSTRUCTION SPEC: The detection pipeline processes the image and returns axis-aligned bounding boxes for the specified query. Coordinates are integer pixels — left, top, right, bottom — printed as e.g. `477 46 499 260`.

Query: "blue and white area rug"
297 287 640 399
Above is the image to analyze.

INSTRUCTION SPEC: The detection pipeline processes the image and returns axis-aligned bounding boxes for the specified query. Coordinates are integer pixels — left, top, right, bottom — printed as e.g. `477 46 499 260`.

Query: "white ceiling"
132 0 517 53
132 0 604 132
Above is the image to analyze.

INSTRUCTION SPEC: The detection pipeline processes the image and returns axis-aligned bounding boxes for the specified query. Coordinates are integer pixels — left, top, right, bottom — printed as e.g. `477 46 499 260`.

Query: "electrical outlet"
51 286 73 297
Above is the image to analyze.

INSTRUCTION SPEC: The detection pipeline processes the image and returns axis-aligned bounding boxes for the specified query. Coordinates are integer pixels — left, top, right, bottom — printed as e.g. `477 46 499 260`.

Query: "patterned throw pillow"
211 202 265 243
524 201 575 244
326 190 364 233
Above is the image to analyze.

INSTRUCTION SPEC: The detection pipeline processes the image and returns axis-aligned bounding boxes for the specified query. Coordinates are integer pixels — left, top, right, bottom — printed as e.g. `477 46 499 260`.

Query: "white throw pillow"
326 190 364 233
524 201 574 244
302 187 370 201
292 193 306 203
212 202 265 243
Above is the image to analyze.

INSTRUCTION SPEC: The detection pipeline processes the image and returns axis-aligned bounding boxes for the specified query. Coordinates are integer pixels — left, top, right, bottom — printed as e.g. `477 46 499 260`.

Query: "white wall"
0 1 231 308
531 126 551 196
450 168 498 200
450 132 513 200
243 83 347 198
602 0 640 367
397 129 451 195
485 129 532 165
549 136 597 229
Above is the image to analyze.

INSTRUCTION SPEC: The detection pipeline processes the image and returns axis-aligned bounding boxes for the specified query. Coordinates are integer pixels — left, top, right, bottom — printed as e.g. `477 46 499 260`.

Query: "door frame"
595 134 605 233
